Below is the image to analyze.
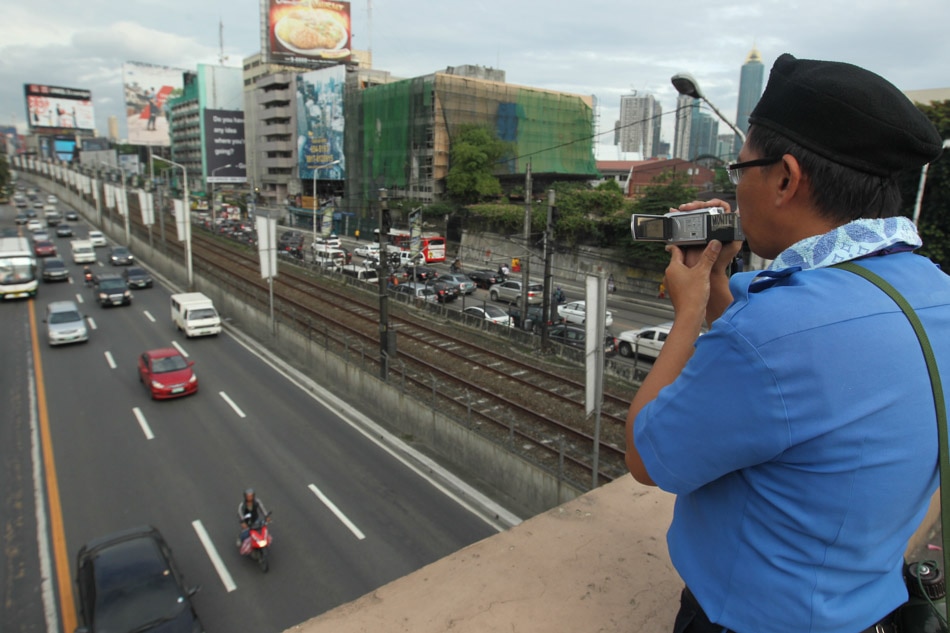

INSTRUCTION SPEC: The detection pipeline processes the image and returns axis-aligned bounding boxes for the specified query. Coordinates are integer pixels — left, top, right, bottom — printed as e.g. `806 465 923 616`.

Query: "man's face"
244 494 254 506
734 147 783 260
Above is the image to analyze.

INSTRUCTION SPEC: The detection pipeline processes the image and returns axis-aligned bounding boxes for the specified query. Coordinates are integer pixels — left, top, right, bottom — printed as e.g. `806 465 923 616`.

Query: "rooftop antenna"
218 19 229 65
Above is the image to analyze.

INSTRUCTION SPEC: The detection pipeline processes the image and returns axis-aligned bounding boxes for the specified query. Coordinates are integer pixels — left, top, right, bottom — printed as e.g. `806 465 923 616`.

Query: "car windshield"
484 305 505 318
49 310 81 324
152 355 188 373
127 268 146 276
92 538 186 632
99 279 125 291
188 308 217 320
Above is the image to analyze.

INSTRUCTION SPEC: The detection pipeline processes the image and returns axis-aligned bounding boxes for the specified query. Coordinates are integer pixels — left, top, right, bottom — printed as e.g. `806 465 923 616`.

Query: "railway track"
90 196 639 488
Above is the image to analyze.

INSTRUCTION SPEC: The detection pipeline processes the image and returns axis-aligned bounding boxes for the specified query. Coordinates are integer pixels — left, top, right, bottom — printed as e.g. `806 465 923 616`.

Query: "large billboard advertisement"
123 62 186 146
25 84 95 132
266 0 351 65
203 109 247 183
296 65 345 180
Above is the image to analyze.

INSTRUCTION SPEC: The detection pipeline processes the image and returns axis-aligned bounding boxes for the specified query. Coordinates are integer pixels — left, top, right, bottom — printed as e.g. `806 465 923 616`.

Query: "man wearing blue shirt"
625 54 948 633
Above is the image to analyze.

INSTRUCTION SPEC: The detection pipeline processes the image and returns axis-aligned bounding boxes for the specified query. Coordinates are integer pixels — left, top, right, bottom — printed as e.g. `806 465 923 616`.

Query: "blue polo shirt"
634 222 950 633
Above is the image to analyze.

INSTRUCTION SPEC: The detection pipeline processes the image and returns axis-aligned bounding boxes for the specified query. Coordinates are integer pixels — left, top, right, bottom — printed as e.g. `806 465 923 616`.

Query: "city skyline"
1 1 948 151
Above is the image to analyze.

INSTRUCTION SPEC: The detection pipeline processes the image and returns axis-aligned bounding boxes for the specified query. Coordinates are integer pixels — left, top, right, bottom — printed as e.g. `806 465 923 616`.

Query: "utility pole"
541 188 555 347
521 161 532 320
377 188 393 380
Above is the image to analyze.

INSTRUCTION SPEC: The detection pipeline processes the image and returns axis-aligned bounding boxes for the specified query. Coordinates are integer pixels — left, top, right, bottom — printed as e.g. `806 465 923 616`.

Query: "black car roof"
78 525 162 559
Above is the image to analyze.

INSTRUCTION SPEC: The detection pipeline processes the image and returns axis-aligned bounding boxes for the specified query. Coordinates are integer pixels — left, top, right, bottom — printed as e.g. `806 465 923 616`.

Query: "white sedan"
557 300 613 327
463 305 513 327
354 242 380 258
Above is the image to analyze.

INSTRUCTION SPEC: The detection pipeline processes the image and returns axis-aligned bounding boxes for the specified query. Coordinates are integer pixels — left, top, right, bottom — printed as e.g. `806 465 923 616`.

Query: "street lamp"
671 72 746 143
209 163 233 232
913 139 950 226
312 159 341 243
153 156 192 290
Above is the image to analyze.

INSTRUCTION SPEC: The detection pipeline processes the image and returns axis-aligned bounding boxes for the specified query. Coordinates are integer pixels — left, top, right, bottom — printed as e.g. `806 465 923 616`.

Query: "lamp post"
153 156 192 289
312 159 341 243
671 72 746 143
209 163 233 232
913 139 950 226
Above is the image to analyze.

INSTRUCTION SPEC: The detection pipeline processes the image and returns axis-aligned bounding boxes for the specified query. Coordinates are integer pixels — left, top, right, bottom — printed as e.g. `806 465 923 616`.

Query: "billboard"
123 62 186 146
266 0 351 65
25 84 95 132
203 109 247 183
296 65 345 180
54 137 77 162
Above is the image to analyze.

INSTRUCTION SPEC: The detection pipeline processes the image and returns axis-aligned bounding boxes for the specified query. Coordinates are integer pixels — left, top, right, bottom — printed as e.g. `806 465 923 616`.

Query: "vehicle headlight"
152 380 165 389
188 375 197 384
98 292 107 300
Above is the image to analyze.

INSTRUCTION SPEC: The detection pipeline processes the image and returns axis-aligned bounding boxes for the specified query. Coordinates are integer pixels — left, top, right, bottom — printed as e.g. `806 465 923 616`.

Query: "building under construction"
343 65 599 216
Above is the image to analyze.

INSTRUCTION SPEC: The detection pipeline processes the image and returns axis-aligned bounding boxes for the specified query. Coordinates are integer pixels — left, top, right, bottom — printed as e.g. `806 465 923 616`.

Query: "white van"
386 245 422 268
341 264 379 284
170 292 222 337
312 246 347 270
70 239 96 264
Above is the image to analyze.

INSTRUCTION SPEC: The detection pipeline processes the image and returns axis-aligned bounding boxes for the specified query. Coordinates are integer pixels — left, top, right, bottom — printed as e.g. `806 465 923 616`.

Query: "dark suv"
95 273 132 307
75 525 203 633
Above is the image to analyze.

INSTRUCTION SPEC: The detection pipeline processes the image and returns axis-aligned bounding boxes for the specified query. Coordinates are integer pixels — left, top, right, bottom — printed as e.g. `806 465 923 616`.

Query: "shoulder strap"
835 261 950 619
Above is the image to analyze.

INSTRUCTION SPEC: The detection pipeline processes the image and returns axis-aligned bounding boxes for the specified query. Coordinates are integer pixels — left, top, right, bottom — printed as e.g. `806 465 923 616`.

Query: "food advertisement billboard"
25 84 95 132
296 65 345 180
123 62 186 146
266 0 351 65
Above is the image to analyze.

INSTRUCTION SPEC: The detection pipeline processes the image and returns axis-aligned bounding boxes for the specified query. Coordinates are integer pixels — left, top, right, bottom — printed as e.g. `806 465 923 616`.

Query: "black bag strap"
836 261 949 626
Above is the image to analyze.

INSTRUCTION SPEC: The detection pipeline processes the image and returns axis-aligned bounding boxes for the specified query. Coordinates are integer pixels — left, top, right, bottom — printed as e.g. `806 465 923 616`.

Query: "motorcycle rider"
82 265 94 286
236 488 269 547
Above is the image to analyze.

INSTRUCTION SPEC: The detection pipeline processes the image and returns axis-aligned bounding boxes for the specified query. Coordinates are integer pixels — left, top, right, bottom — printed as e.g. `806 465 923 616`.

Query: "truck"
43 206 61 226
170 292 222 337
71 239 96 264
0 236 38 299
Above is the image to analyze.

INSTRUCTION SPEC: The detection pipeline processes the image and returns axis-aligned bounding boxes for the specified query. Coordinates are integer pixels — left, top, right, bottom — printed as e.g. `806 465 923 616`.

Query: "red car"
33 239 57 257
137 348 198 400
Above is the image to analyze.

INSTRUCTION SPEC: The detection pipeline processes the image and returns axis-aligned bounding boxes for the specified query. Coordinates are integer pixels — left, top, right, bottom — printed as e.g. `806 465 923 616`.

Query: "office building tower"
617 93 661 157
672 94 695 160
734 46 765 157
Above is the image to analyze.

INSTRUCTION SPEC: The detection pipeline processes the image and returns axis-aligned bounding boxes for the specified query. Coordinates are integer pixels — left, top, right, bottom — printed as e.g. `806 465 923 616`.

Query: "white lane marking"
104 351 116 369
172 340 188 357
75 293 84 304
143 310 156 323
86 317 97 331
192 520 237 593
308 484 366 540
27 351 60 632
132 407 154 440
219 392 246 418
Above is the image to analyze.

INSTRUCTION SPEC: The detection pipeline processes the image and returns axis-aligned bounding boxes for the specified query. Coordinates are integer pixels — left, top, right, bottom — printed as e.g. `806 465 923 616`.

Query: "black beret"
749 53 943 176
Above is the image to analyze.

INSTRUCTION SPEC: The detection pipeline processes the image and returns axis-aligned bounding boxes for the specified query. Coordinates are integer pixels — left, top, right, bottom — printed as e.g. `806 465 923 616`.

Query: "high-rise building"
672 94 695 161
690 111 719 160
734 46 765 157
617 93 661 157
107 115 119 142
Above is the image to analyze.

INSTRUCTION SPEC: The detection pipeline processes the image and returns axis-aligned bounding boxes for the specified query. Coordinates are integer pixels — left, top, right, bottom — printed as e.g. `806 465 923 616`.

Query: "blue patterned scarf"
768 217 921 272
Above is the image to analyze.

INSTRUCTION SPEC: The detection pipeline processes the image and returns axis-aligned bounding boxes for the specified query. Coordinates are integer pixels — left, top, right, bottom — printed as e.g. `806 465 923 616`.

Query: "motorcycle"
239 512 273 572
83 269 94 287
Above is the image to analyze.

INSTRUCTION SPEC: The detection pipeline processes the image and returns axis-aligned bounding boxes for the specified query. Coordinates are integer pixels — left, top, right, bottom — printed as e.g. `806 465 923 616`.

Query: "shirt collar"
768 217 921 272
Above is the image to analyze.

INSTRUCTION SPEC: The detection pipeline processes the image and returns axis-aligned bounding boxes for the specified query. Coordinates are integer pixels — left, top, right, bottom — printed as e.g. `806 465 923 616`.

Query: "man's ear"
776 154 803 204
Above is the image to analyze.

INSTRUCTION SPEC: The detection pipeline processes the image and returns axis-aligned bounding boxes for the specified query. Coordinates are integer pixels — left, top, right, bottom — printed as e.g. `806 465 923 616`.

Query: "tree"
906 100 950 269
445 125 510 204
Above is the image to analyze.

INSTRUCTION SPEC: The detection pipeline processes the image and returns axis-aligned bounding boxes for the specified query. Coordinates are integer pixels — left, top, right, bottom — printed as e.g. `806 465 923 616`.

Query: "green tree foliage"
0 153 10 197
907 100 950 270
445 125 510 204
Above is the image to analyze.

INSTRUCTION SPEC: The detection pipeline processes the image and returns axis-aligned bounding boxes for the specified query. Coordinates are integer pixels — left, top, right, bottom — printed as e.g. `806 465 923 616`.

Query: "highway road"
1 189 504 633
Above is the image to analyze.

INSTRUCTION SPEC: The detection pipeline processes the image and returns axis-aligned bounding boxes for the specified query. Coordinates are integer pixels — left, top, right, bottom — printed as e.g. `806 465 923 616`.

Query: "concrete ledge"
287 478 682 633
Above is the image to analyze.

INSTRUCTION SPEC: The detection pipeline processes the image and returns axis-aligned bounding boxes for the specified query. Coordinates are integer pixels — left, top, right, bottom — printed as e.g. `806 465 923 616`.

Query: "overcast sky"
2 0 948 153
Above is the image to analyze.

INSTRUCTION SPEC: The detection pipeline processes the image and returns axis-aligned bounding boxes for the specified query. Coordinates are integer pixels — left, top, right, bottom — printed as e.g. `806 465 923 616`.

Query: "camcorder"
630 207 744 247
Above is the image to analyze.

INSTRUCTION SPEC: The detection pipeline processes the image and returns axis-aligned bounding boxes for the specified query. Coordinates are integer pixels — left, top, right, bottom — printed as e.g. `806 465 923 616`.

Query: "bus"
0 237 38 299
385 229 446 264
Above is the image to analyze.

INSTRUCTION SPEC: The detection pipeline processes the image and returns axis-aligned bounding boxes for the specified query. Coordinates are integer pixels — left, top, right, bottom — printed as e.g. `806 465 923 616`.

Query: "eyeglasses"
727 157 782 185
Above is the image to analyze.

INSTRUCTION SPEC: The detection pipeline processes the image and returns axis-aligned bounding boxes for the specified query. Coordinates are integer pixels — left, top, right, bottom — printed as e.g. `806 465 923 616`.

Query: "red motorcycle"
239 512 273 572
